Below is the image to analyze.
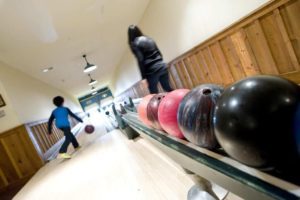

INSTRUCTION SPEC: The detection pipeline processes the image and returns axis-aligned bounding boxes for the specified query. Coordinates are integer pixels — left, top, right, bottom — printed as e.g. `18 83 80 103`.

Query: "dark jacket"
131 36 166 79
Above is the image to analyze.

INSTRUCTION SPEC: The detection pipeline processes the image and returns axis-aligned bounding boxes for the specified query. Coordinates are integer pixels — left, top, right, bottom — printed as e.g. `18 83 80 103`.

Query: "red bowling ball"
85 124 95 134
158 89 190 138
147 93 167 130
137 94 154 126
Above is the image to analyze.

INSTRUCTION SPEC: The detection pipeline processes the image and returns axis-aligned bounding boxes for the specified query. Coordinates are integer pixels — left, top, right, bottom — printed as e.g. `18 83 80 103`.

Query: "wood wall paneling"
201 48 223 84
178 59 196 87
0 125 44 191
169 64 184 88
219 37 246 81
194 51 213 83
0 167 8 188
0 139 23 179
3 134 32 177
115 0 300 101
280 71 300 83
167 69 177 89
18 127 43 171
2 127 43 177
244 20 279 74
280 0 300 63
183 57 200 86
274 8 299 70
174 62 192 89
189 55 209 84
260 12 296 73
209 42 235 85
0 142 19 184
230 29 261 76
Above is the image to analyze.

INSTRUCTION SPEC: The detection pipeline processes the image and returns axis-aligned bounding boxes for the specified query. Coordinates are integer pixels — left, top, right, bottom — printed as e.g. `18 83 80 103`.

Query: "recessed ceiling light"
42 67 53 73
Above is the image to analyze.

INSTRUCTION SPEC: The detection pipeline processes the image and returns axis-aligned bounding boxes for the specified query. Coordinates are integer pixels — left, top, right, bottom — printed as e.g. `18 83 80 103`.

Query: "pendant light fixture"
83 54 97 73
88 74 97 86
91 86 97 92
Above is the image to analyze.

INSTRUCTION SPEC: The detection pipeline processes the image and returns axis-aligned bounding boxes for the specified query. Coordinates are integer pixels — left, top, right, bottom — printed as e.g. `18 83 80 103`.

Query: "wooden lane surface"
13 128 197 200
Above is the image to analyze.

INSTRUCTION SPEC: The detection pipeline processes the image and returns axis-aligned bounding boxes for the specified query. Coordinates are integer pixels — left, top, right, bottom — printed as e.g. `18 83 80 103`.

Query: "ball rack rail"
122 112 300 200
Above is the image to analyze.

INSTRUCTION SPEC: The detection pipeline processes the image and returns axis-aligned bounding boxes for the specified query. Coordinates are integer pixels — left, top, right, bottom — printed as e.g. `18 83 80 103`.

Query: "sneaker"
57 153 72 159
75 146 81 151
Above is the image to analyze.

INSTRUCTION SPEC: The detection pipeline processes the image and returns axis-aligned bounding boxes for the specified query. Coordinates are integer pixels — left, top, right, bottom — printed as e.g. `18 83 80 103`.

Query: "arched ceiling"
0 0 150 97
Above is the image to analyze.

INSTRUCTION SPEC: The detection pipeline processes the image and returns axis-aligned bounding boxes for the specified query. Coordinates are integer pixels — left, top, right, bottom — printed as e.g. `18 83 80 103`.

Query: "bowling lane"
13 122 195 199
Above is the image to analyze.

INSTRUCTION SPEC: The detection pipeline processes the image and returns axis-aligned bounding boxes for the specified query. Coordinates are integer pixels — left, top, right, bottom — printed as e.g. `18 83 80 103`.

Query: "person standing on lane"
128 25 173 94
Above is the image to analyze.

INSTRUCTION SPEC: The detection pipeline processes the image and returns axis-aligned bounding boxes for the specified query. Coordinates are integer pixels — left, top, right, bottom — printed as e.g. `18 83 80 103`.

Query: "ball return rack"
122 112 300 200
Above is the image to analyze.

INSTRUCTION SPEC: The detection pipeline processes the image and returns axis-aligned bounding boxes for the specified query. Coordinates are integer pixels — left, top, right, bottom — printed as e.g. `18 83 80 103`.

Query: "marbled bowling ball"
147 93 167 130
214 75 300 173
178 84 224 149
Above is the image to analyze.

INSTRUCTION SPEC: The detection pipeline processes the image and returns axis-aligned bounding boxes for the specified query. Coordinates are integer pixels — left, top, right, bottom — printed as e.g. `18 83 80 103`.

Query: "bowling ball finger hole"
202 89 212 95
158 97 161 100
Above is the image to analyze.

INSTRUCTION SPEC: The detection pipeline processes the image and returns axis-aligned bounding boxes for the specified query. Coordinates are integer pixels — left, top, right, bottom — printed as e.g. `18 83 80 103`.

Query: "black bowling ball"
214 75 300 173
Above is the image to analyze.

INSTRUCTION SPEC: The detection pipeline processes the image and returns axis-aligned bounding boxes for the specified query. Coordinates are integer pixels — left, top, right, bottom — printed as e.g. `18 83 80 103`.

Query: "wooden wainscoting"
168 0 300 89
0 125 44 193
115 0 300 100
25 114 83 162
25 120 65 162
0 113 83 196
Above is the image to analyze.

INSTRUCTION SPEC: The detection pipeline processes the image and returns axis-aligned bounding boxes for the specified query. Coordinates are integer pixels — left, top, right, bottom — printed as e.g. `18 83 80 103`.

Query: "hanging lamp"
91 86 97 92
88 74 97 86
83 54 97 73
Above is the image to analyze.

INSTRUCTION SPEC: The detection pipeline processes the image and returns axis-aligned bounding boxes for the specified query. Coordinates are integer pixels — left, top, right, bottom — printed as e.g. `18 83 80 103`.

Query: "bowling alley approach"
0 0 300 199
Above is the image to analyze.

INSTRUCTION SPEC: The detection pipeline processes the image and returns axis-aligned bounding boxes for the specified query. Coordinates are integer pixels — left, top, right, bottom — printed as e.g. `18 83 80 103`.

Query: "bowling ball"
137 94 154 126
214 75 300 172
158 89 190 138
147 93 167 130
85 124 95 134
178 84 224 149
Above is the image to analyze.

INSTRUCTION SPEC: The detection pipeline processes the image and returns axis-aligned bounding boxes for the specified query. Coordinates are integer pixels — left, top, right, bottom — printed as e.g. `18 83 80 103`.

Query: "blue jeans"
59 127 79 153
147 70 173 94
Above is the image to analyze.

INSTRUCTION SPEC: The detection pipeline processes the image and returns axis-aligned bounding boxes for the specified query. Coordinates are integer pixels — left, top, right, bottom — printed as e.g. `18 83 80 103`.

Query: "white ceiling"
0 0 150 97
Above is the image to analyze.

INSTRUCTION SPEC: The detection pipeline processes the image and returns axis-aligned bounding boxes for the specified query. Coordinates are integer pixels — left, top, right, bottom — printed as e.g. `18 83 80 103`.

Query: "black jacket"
131 36 166 79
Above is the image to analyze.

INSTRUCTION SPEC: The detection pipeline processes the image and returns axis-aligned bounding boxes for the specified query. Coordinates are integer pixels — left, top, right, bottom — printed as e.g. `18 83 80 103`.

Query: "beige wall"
0 80 21 133
0 61 82 133
111 0 270 95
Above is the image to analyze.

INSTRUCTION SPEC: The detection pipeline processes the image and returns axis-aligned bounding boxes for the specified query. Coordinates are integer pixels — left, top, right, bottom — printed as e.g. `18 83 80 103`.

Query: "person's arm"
131 44 146 79
67 108 83 123
47 113 55 134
